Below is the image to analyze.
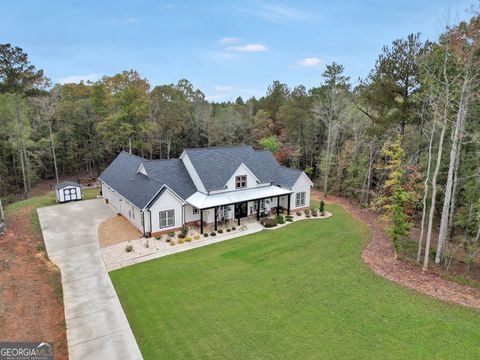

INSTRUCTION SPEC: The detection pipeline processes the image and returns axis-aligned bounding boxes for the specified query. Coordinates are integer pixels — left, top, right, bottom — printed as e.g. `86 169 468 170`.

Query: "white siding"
184 204 201 223
56 185 81 203
180 152 206 193
101 181 143 232
224 163 260 191
148 188 184 233
289 173 312 209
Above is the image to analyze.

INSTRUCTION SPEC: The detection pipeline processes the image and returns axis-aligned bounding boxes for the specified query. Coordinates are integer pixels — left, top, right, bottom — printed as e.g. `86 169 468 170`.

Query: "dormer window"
235 175 247 189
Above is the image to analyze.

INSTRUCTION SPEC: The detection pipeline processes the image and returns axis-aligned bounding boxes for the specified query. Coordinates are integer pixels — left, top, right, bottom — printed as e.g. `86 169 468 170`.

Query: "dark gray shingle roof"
55 181 80 190
99 152 196 209
184 145 303 191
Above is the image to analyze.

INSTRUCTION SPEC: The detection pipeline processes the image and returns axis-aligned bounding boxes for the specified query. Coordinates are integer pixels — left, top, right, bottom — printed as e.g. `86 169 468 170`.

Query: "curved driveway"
38 199 143 360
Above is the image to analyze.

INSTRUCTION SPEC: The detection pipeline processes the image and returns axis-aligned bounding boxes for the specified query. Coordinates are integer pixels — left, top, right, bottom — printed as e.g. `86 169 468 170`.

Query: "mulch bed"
313 190 480 310
0 206 68 359
98 215 142 248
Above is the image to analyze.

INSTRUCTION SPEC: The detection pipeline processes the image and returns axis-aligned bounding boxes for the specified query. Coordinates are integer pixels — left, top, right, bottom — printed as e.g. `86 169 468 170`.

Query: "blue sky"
0 0 475 101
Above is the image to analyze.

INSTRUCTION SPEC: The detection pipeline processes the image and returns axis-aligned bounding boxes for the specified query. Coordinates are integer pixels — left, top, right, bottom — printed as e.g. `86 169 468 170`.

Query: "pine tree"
375 133 416 258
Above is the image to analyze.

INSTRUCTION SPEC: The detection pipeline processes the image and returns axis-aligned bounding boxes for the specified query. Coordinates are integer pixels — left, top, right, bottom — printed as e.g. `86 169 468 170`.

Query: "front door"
234 202 248 219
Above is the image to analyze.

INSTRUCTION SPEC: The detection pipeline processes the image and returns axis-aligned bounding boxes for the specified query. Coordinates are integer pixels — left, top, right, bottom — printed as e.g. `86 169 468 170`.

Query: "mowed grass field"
110 204 480 359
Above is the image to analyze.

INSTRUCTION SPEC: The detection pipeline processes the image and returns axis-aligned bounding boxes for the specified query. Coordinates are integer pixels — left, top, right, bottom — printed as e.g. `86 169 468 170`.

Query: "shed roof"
55 181 80 190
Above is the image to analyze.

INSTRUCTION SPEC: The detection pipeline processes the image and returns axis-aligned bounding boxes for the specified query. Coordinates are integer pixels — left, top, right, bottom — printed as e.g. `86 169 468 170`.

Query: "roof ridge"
184 144 253 151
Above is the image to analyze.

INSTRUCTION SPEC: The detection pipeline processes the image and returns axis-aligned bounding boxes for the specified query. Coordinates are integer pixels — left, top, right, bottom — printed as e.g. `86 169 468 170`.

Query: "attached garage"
55 181 82 203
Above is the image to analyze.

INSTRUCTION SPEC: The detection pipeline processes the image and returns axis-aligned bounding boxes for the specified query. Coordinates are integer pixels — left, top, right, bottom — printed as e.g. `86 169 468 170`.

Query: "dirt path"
313 190 480 310
0 207 68 359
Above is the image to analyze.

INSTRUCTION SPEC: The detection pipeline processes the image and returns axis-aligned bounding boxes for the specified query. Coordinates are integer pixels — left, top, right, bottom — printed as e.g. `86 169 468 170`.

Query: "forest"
0 13 479 274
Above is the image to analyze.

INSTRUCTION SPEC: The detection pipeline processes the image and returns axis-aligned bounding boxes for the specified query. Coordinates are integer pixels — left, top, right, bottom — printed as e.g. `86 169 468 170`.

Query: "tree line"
0 13 479 272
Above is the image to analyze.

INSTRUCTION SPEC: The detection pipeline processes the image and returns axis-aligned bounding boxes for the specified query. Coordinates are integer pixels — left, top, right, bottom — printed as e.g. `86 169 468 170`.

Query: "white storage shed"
55 181 82 203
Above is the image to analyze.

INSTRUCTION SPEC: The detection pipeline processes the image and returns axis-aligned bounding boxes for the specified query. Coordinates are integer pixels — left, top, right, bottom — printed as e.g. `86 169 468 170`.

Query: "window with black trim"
235 175 247 189
295 192 306 207
159 210 175 228
193 207 199 214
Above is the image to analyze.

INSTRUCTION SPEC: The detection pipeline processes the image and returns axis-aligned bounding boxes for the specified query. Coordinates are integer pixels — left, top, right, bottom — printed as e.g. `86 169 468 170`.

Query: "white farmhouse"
99 145 312 236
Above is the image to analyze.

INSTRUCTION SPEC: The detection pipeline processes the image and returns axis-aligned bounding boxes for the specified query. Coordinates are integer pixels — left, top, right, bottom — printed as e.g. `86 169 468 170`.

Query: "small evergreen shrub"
166 237 171 243
125 244 133 252
296 211 302 216
155 235 162 240
178 233 186 239
210 232 217 236
231 226 236 230
218 229 223 234
312 211 318 217
181 225 189 236
276 215 285 224
304 209 310 215
320 200 326 216
168 231 175 237
204 233 209 237
226 228 231 232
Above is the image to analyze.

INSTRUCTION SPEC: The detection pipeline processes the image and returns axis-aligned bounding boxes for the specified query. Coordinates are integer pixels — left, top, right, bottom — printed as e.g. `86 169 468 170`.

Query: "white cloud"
296 57 323 67
227 44 268 53
58 73 101 84
218 37 241 45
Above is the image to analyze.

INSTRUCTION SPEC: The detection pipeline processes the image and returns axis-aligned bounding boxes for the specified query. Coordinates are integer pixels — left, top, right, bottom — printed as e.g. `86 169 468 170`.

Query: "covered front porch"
186 186 293 234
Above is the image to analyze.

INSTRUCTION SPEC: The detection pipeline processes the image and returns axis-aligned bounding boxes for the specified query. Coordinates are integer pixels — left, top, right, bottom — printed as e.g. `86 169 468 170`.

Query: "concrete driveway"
38 200 143 360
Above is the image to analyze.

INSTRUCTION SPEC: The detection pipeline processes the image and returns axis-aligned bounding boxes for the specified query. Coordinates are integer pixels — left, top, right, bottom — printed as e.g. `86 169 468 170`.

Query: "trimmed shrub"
285 215 293 220
218 229 223 234
125 244 133 252
185 236 192 242
178 233 186 239
181 225 189 236
166 237 171 243
231 226 236 230
304 209 310 215
168 231 175 237
312 211 318 217
276 215 285 224
305 213 311 218
320 200 325 213
261 218 277 228
178 237 185 244
210 232 217 237
194 235 201 240
285 217 293 222
155 235 162 240
296 211 302 216
203 233 209 237
226 228 231 232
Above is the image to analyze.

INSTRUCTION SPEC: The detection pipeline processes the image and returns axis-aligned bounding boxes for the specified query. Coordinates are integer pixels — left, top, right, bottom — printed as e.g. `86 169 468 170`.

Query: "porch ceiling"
186 186 292 209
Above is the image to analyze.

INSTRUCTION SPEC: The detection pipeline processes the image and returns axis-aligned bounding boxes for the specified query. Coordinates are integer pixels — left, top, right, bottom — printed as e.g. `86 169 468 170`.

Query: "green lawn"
110 204 480 359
